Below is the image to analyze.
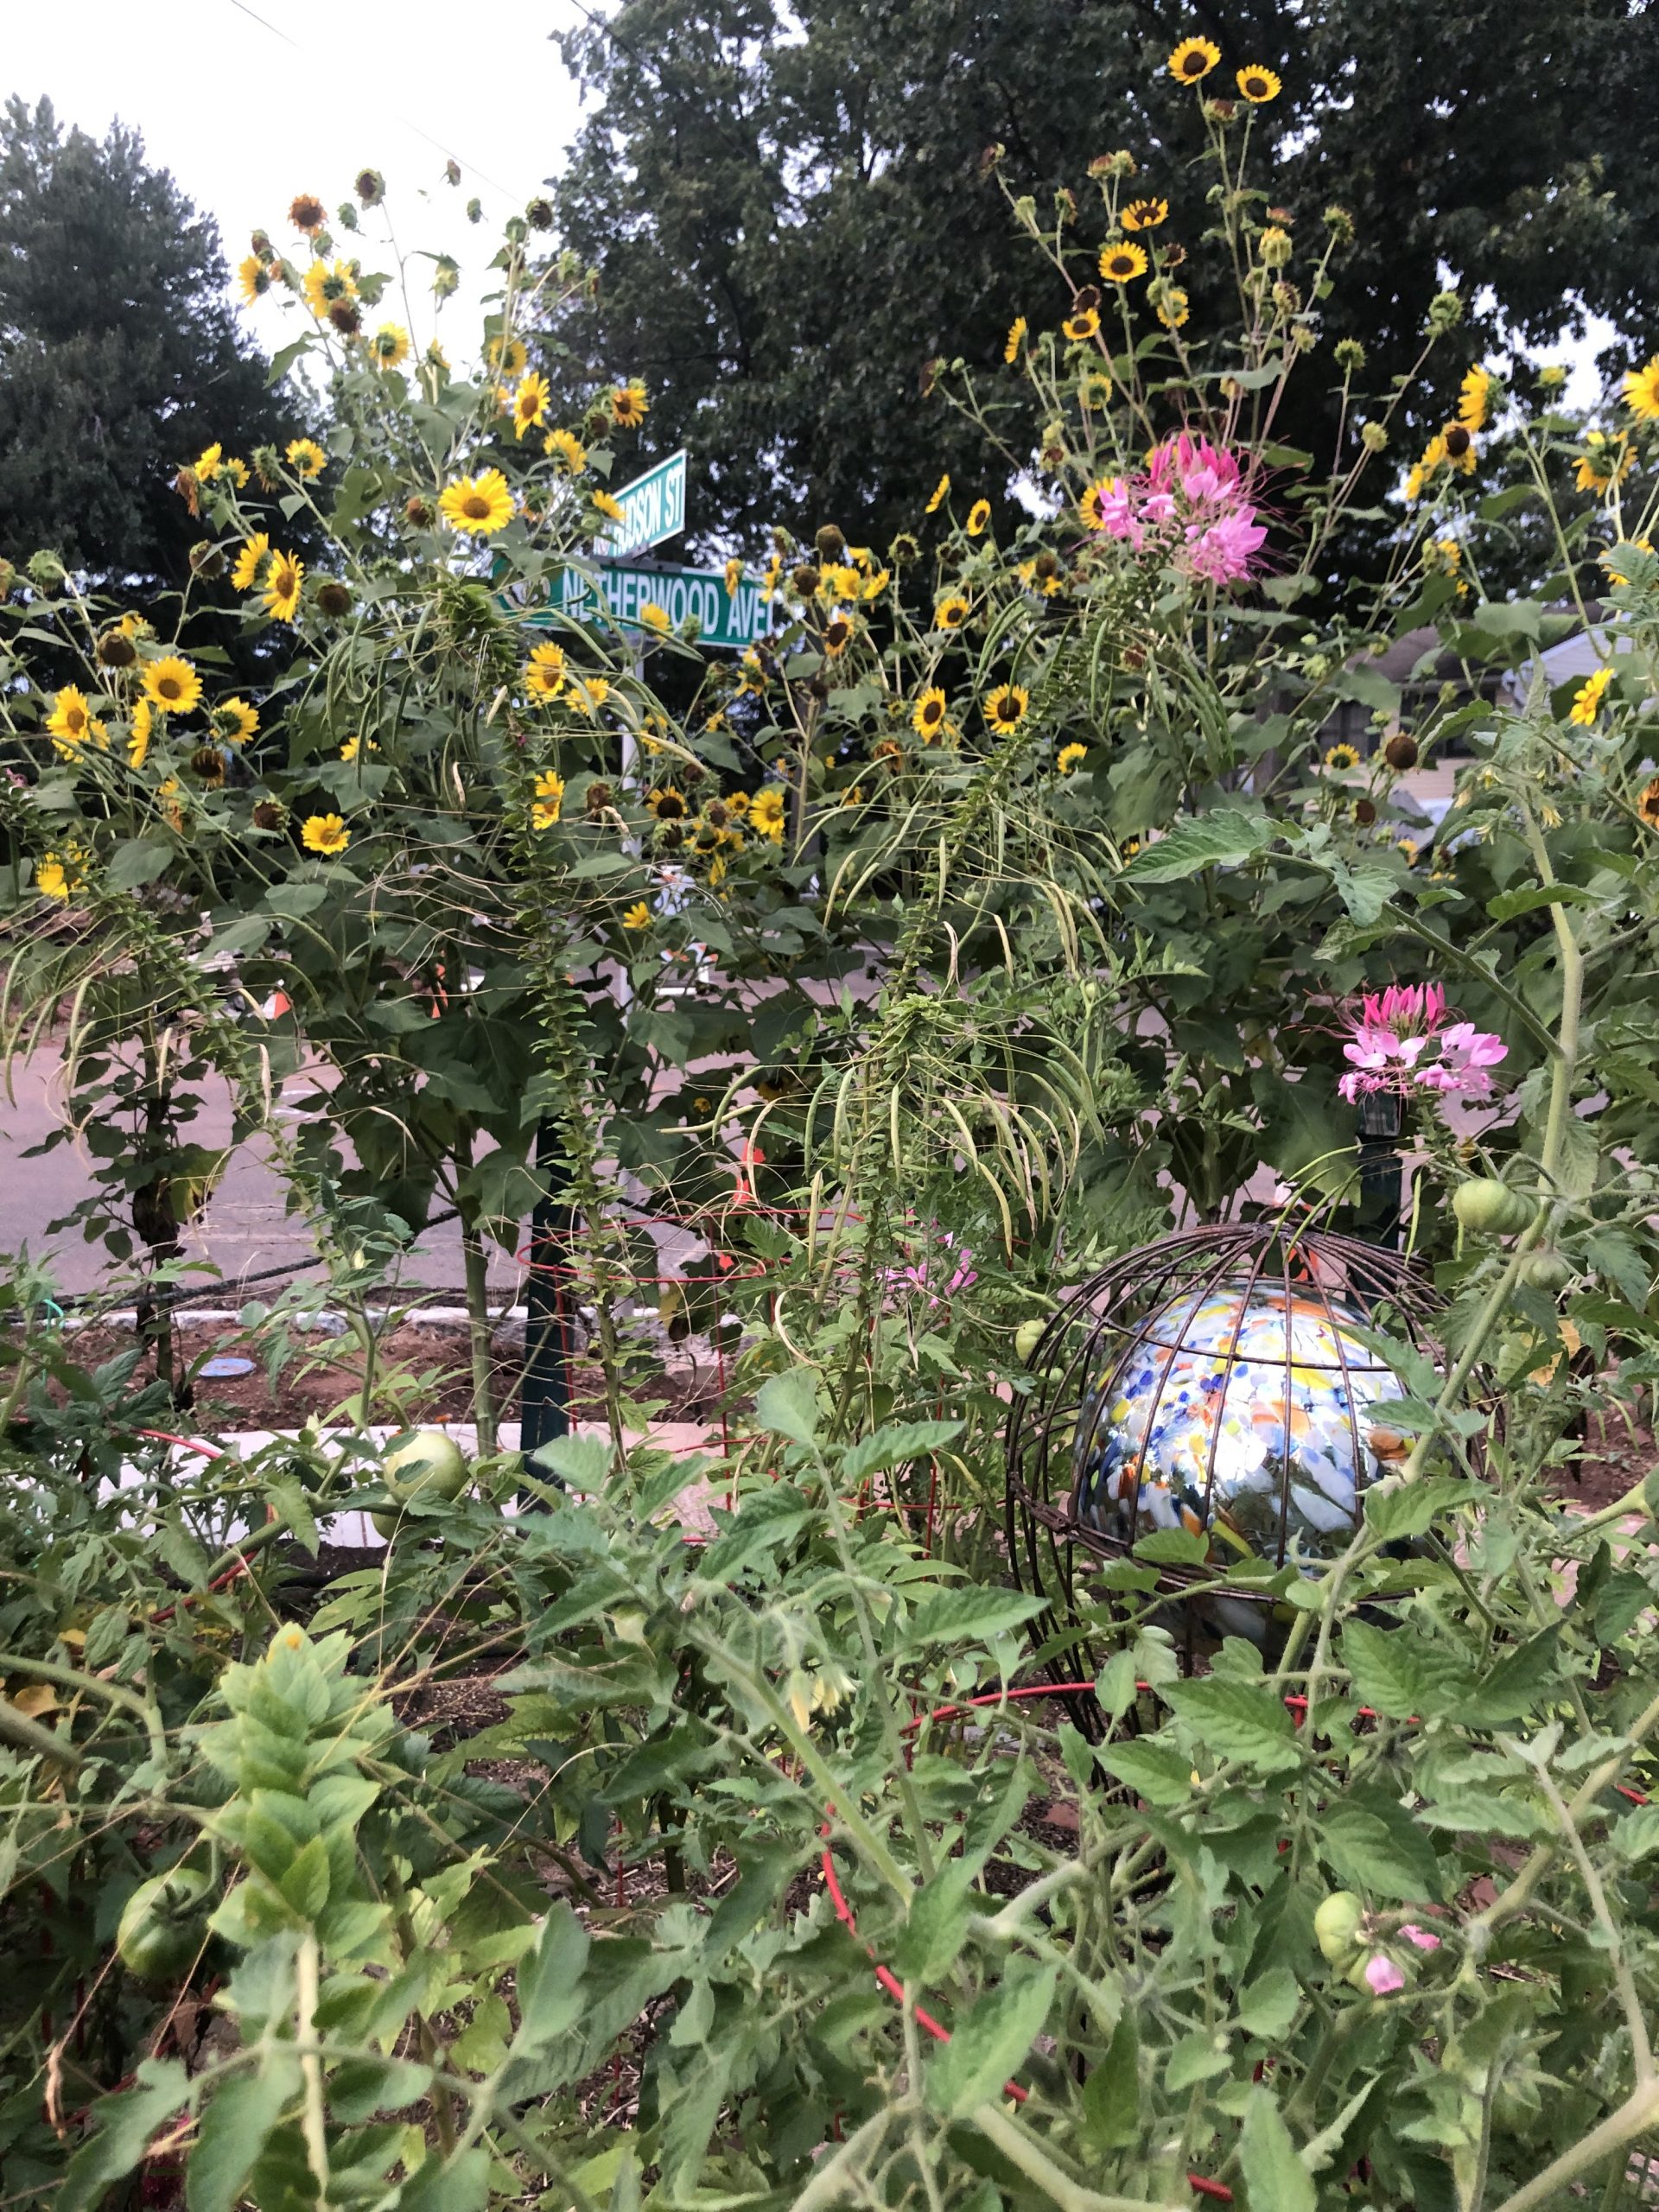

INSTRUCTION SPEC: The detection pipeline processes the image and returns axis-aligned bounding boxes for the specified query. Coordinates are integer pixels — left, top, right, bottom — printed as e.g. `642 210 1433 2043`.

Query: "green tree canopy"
546 0 1659 553
0 96 297 593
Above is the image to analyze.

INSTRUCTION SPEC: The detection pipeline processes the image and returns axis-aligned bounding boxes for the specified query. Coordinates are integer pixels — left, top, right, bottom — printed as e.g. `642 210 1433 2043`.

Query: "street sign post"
600 449 687 557
553 559 775 652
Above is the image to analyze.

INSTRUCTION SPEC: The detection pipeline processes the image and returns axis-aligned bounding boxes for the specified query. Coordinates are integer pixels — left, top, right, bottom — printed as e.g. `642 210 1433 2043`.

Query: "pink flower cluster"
1081 434 1269 585
882 1233 977 1310
1361 1923 1441 1996
1338 982 1506 1107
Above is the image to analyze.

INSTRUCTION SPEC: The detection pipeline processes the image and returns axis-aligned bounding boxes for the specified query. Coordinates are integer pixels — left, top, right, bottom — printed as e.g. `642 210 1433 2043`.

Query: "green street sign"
553 559 776 652
601 449 687 557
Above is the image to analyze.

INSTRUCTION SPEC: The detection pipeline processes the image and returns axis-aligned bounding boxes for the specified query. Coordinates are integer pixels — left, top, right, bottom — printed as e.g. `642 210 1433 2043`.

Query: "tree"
0 97 298 592
545 0 1659 555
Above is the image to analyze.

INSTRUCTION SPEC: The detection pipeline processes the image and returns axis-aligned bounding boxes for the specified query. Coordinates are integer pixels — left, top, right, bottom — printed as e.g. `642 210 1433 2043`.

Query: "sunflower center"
157 678 181 702
462 495 489 519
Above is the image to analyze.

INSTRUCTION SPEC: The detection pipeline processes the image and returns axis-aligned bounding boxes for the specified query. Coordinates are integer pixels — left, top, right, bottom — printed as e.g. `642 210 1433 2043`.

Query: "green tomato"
1521 1251 1573 1294
117 1867 213 1984
1014 1318 1048 1364
374 1429 472 1540
1313 1889 1364 1964
1452 1178 1532 1237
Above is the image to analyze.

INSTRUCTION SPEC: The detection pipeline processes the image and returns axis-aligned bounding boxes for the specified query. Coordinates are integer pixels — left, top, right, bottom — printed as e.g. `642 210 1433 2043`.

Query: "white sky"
3 0 593 359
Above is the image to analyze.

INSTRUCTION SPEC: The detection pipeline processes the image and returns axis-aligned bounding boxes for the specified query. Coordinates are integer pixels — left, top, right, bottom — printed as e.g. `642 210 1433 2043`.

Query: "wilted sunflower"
912 687 950 741
611 380 650 428
232 532 270 592
371 324 410 369
514 370 551 439
1323 741 1361 772
1235 62 1281 101
143 657 203 716
531 770 565 830
302 813 351 856
286 437 327 480
1099 242 1148 284
525 643 567 699
213 698 260 745
439 470 514 535
264 552 305 623
933 594 969 630
289 193 327 235
302 258 359 321
983 683 1029 734
1167 35 1221 80
1122 198 1169 232
1063 307 1101 341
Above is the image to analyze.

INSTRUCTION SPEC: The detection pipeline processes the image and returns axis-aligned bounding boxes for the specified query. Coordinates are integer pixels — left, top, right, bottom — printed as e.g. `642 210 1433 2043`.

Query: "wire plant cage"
1006 1219 1443 1704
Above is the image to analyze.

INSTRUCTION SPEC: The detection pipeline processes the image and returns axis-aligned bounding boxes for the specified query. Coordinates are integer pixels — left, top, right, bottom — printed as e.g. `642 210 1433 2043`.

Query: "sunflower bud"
1384 732 1419 771
1334 337 1367 373
28 550 66 588
791 565 822 597
1537 363 1567 391
1012 195 1038 231
1361 421 1389 454
585 780 614 817
1055 186 1077 224
335 202 359 232
95 628 136 668
405 494 435 528
355 168 385 207
431 256 460 298
1204 98 1237 121
979 143 1005 177
251 799 286 831
814 524 846 561
1323 204 1356 244
315 581 353 619
327 300 362 336
1258 226 1293 268
251 228 274 260
526 196 555 229
1427 289 1463 335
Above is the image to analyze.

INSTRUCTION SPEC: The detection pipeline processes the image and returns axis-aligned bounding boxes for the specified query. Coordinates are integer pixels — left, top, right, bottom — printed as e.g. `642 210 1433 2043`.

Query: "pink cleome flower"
1079 432 1268 587
1337 981 1504 1112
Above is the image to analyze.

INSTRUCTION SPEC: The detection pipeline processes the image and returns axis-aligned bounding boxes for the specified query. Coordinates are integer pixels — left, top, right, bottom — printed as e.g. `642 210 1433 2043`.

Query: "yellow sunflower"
263 552 305 623
966 498 992 537
648 786 689 822
35 851 79 902
286 437 327 480
232 532 270 592
1569 666 1613 726
1236 63 1281 102
1458 365 1492 433
302 257 359 321
1639 776 1659 830
194 442 223 480
1063 307 1101 341
1057 742 1088 775
590 490 625 524
861 566 891 600
569 677 611 715
925 474 950 513
513 370 551 439
237 254 271 305
127 698 151 769
45 685 94 753
933 594 969 630
1622 357 1659 423
822 611 855 656
1004 315 1027 364
487 334 528 378
371 324 410 369
640 601 671 635
750 787 787 842
339 736 378 761
622 900 653 930
724 556 745 595
983 683 1029 735
611 380 650 428
545 428 587 473
143 657 203 716
1122 198 1169 232
525 643 568 699
1167 35 1221 81
1574 431 1633 495
289 193 327 236
1324 741 1362 771
912 687 950 741
531 770 566 830
439 470 514 535
302 812 351 856
213 697 260 745
1156 288 1191 330
1099 242 1149 284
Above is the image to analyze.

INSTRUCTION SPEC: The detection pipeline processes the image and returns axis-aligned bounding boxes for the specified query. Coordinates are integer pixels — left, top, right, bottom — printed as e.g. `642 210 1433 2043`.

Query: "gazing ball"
1072 1280 1406 1567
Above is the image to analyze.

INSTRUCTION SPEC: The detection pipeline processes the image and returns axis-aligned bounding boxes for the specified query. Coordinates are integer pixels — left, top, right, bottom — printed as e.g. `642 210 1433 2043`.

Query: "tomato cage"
1005 1220 1445 1709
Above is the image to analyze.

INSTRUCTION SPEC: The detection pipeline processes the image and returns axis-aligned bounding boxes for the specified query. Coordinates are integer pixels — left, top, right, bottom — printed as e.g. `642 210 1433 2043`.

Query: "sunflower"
45 685 94 752
983 683 1029 735
35 852 78 901
823 563 861 601
1623 357 1659 423
648 787 689 822
286 437 327 480
1167 35 1221 81
525 643 567 699
1569 666 1613 726
1063 307 1101 341
301 813 351 856
1638 776 1659 830
513 370 551 439
611 380 650 428
1458 364 1492 432
531 770 566 830
1324 741 1362 772
912 687 950 741
237 254 271 305
750 787 787 842
487 334 528 378
622 900 653 930
1004 315 1027 364
371 324 410 369
194 442 223 480
1099 242 1148 284
724 556 745 595
439 470 515 535
232 534 270 593
1155 288 1192 330
1057 742 1088 775
569 677 611 715
127 699 151 769
302 257 359 321
1604 536 1656 588
1122 198 1169 232
861 566 892 600
264 552 305 623
933 594 969 630
544 428 587 473
213 697 260 745
1235 62 1281 102
590 490 625 524
339 736 378 761
289 193 327 235
143 657 203 716
967 499 992 537
1078 476 1123 531
822 611 855 656
1573 431 1634 496
925 474 951 513
640 601 671 635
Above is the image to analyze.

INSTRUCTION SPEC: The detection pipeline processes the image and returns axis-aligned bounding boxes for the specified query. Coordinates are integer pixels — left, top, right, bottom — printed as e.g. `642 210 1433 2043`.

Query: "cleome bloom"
1337 982 1506 1109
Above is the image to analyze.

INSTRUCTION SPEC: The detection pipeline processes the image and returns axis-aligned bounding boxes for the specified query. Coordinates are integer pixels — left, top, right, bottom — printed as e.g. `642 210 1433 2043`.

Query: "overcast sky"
5 0 592 359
